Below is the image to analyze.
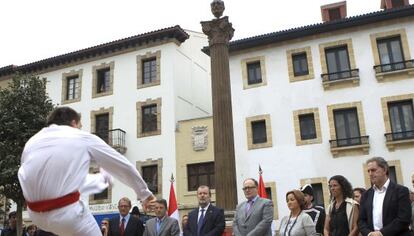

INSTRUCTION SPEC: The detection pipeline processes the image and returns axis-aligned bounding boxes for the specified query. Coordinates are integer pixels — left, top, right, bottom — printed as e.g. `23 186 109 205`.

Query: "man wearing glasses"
233 178 274 236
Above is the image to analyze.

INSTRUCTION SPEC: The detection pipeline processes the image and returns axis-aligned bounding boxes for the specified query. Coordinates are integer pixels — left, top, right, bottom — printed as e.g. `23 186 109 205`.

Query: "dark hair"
197 185 211 196
155 199 168 209
131 206 141 216
366 156 389 175
27 224 37 230
243 178 258 187
46 107 81 126
329 175 353 199
8 211 16 218
353 187 366 195
285 190 306 210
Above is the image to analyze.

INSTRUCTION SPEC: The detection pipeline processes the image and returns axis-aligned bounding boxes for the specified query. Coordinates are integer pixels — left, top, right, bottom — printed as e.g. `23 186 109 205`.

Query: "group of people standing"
14 106 414 236
278 156 413 236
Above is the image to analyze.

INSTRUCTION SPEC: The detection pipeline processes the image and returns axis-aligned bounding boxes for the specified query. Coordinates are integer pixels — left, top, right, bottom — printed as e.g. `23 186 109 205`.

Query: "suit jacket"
233 197 274 236
109 215 145 236
183 204 225 236
143 216 180 236
358 181 412 236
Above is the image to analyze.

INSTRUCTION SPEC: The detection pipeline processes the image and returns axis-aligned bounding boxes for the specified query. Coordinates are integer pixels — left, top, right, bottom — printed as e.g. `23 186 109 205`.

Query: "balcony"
95 128 127 154
321 69 359 89
374 59 414 81
384 130 414 151
329 135 369 157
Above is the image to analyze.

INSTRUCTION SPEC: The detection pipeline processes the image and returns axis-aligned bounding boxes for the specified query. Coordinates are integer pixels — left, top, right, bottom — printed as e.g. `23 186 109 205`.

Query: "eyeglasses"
242 186 256 191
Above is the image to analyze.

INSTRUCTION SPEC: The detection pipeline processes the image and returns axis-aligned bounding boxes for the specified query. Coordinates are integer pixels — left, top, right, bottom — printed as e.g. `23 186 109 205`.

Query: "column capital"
201 16 234 46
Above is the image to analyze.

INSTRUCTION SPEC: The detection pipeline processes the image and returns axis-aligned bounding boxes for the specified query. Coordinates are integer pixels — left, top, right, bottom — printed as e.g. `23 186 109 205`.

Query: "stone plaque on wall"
192 126 208 151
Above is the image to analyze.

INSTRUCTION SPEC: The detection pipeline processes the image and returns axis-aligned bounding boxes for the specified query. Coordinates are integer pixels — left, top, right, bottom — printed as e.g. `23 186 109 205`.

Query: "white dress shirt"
18 125 152 202
372 178 390 230
198 203 210 222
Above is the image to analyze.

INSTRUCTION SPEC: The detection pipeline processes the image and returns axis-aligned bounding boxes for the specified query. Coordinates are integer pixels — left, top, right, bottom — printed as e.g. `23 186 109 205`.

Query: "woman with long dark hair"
324 175 359 236
279 190 316 235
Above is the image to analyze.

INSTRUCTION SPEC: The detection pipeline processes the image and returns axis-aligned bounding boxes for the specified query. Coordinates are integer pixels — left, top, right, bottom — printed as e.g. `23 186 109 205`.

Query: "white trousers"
28 200 101 236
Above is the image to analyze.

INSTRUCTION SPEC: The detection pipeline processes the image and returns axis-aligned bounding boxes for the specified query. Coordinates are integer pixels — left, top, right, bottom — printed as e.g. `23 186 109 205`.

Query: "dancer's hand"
142 194 156 212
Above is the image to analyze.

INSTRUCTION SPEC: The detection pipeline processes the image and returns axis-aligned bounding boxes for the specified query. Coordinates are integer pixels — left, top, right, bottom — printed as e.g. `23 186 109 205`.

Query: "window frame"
61 69 82 104
333 108 361 147
95 113 110 143
251 119 267 144
370 29 413 81
246 114 273 150
293 108 322 146
376 36 405 72
92 62 114 98
137 158 163 198
90 107 113 146
319 39 359 89
325 45 351 80
327 101 369 156
299 113 317 140
287 47 314 82
292 52 309 77
381 94 414 150
241 56 267 89
186 162 215 192
137 51 161 89
246 61 263 85
89 165 112 204
141 104 158 133
388 100 414 139
137 98 162 138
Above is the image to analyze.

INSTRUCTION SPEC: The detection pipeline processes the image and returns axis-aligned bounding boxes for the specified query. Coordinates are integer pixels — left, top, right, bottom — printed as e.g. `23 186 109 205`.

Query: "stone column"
201 0 237 211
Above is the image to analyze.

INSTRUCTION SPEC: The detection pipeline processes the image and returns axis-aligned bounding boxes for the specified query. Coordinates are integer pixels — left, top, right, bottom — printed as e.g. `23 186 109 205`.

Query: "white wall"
39 36 210 207
229 20 414 219
173 31 212 122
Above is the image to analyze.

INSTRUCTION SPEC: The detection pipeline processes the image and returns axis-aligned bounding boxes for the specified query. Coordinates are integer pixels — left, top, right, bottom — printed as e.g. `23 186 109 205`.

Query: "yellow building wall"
175 116 215 217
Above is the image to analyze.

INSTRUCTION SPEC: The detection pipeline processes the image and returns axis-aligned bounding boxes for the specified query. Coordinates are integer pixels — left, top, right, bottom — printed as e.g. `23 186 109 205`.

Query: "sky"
0 0 397 67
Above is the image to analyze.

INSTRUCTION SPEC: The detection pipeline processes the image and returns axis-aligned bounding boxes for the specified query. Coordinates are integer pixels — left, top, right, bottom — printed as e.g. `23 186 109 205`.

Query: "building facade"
225 1 414 223
0 26 212 219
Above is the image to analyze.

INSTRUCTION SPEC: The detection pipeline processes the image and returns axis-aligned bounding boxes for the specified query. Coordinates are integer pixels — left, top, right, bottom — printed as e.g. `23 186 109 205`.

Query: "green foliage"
0 74 55 203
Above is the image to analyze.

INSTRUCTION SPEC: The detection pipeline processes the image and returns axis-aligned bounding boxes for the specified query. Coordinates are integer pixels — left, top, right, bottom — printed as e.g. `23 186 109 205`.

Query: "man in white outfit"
18 107 156 236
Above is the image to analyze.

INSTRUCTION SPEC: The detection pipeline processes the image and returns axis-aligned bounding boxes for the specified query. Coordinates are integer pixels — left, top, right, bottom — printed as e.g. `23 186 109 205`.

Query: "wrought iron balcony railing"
329 135 369 148
95 128 126 153
373 59 414 73
321 69 359 82
384 130 414 142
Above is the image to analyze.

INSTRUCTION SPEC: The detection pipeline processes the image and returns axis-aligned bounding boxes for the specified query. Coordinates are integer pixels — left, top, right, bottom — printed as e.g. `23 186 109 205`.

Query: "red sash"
26 191 80 212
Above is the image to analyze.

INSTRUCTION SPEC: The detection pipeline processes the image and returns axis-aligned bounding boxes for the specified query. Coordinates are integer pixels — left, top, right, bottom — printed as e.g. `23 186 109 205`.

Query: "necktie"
120 218 125 236
156 218 162 235
245 200 253 216
197 208 205 236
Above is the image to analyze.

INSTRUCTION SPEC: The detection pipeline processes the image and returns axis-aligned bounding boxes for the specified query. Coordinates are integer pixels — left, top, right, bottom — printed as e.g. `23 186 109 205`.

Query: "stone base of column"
222 210 235 235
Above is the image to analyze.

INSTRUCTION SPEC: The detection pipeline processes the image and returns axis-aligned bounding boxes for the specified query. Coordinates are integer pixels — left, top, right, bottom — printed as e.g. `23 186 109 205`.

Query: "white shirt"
119 214 131 230
198 203 210 222
372 178 390 230
18 125 152 202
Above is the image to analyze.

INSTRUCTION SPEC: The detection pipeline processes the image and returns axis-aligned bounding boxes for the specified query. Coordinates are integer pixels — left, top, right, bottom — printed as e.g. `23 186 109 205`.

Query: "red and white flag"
258 165 268 198
168 174 180 221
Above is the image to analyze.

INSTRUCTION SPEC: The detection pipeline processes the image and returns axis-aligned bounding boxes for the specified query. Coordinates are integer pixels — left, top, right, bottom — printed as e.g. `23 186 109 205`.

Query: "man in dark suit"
184 185 225 236
109 197 145 236
358 157 412 236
